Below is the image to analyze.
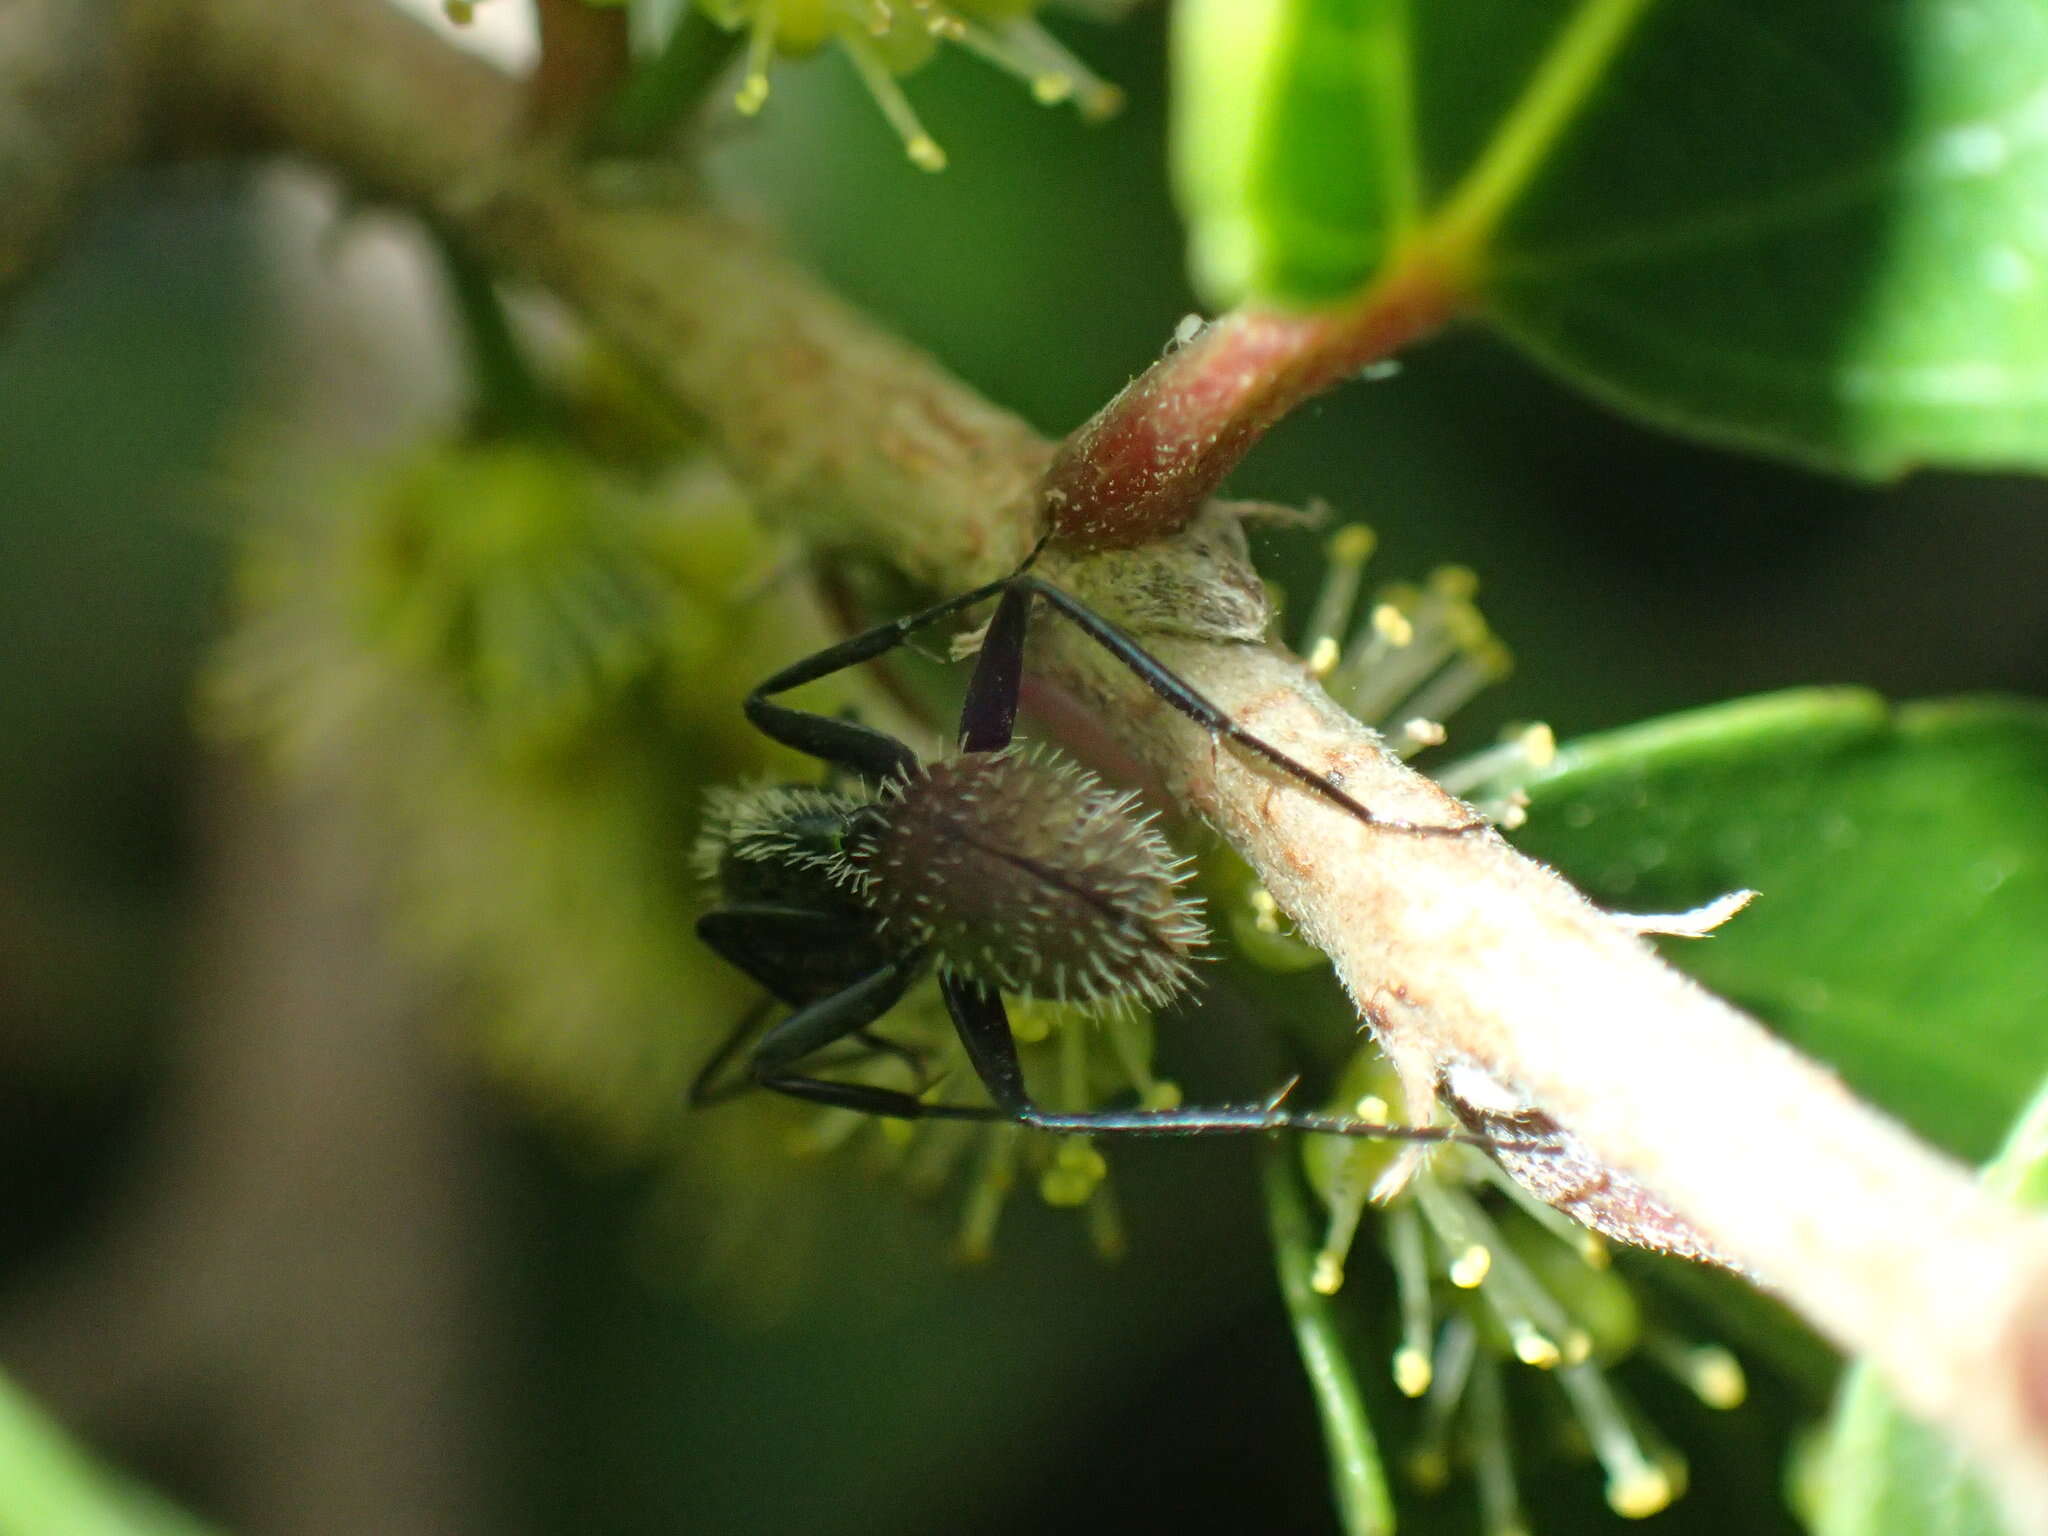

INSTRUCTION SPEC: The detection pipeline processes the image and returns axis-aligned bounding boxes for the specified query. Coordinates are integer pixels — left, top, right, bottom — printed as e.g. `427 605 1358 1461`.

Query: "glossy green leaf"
1172 0 1415 307
1804 1074 2048 1536
1481 0 2048 478
1511 689 2048 1161
1174 0 2048 476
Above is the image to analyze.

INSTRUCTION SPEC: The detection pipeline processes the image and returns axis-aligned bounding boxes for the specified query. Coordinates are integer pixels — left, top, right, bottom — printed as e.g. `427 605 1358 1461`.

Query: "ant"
692 539 1487 1144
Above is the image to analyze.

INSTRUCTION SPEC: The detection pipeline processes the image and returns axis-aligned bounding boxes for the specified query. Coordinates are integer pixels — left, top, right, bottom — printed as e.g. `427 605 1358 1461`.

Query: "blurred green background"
2 7 2045 1534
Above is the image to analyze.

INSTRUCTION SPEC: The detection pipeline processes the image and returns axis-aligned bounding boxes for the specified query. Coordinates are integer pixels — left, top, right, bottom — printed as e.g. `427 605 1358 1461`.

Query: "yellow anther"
1689 1347 1747 1409
1409 1449 1451 1491
1371 603 1414 647
1250 887 1284 932
1306 635 1341 677
1429 564 1480 602
906 135 947 171
1351 1094 1390 1124
1008 1001 1053 1043
1519 721 1558 769
1444 601 1491 651
1606 1466 1674 1519
1474 637 1515 679
1039 1168 1091 1207
1561 1328 1594 1366
1031 72 1073 105
1329 524 1377 563
1311 1254 1346 1295
1056 1139 1107 1180
1075 82 1123 121
1143 1080 1183 1111
1511 1325 1562 1369
1449 1244 1492 1288
1393 1347 1433 1398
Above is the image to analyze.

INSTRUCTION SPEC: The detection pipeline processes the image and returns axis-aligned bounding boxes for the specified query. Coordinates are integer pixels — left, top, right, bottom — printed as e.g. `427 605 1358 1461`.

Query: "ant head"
847 745 1206 1009
695 783 872 913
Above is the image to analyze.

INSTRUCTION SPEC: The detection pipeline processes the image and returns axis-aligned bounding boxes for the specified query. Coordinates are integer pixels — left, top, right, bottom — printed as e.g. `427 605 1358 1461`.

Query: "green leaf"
1802 1074 2048 1536
1261 1145 1397 1536
1173 0 2048 476
1480 0 2048 478
1511 690 2048 1162
1172 0 1415 307
0 1368 219 1536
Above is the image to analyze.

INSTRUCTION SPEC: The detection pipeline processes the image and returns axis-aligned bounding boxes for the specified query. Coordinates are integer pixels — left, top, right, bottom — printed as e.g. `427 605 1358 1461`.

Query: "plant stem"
1041 0 1660 552
431 228 554 439
1264 1144 1396 1536
590 6 739 158
1041 255 1459 549
529 0 631 139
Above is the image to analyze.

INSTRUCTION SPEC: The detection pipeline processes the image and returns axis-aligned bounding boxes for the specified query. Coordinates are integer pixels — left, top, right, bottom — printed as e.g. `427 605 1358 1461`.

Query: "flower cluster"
1304 1051 1746 1532
699 0 1125 169
1221 524 1747 1531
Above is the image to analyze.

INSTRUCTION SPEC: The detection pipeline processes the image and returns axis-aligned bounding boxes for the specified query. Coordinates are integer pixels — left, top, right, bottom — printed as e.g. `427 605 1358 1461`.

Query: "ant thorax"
844 744 1206 1010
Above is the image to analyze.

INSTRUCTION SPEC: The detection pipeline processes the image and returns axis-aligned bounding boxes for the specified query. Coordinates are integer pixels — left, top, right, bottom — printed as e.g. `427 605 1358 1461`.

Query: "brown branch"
86 0 2048 1525
528 0 629 140
0 0 157 308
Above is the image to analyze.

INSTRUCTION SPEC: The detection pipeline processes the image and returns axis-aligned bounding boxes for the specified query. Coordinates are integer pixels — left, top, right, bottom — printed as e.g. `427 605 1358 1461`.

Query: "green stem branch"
1264 1146 1396 1536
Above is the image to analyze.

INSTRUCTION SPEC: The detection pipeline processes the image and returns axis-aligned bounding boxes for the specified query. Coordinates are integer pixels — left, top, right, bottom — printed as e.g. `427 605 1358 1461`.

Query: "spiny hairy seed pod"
849 746 1206 1009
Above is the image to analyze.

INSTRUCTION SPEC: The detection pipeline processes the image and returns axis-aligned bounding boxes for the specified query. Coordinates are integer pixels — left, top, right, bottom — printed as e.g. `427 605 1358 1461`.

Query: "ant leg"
709 948 1012 1128
1014 576 1486 837
690 993 777 1106
958 582 1034 752
938 973 1491 1147
697 906 885 1006
852 1030 930 1085
750 955 924 1069
692 1001 927 1107
745 571 1022 781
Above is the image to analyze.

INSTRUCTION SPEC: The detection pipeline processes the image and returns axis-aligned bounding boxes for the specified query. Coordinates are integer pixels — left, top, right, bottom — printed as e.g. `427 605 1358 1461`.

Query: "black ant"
692 541 1485 1144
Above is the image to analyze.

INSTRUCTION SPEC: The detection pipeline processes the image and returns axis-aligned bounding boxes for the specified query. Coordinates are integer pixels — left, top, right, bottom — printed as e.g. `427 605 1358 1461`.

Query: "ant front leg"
957 582 1034 753
745 570 1023 782
1016 577 1487 837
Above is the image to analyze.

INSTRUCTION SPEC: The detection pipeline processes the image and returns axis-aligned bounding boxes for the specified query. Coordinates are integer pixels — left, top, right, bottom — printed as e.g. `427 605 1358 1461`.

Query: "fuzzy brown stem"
1041 262 1458 549
74 0 2048 1525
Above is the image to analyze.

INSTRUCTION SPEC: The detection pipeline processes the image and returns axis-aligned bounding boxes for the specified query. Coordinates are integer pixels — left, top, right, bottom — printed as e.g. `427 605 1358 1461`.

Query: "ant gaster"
693 539 1489 1144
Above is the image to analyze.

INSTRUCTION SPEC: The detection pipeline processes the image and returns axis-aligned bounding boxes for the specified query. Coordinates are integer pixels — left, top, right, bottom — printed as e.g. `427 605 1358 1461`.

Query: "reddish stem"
1042 260 1461 550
